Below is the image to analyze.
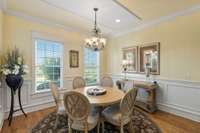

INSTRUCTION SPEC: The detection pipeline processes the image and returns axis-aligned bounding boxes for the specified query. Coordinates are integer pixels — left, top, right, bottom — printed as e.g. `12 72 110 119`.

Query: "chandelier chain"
84 8 106 51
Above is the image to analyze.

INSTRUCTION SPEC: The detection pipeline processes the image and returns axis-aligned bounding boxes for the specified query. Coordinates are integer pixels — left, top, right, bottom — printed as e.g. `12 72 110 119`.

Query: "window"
84 48 100 85
34 39 63 92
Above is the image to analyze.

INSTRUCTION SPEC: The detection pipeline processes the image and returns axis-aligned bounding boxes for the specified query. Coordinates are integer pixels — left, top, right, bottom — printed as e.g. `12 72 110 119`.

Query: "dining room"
0 0 200 133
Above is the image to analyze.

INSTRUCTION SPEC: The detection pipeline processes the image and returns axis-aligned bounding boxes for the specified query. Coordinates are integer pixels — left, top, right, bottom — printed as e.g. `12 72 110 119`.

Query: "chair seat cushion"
72 108 99 131
102 104 130 126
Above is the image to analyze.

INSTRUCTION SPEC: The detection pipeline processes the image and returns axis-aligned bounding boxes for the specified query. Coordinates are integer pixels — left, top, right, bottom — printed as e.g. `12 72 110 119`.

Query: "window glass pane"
46 50 53 57
84 48 99 85
37 41 45 50
36 58 44 66
35 39 63 92
53 51 60 58
37 50 45 58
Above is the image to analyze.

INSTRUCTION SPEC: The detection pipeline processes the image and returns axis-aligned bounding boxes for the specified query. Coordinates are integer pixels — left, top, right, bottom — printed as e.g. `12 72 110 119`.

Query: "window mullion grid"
35 39 63 92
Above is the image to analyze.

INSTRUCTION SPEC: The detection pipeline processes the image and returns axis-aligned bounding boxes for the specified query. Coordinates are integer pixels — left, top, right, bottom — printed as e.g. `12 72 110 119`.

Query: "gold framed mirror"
138 42 160 75
122 46 138 72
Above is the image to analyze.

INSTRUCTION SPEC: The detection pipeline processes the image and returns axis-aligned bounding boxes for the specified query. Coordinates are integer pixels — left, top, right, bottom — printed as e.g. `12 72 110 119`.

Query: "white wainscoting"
110 74 200 122
2 76 74 120
0 74 106 130
0 74 199 131
0 82 4 131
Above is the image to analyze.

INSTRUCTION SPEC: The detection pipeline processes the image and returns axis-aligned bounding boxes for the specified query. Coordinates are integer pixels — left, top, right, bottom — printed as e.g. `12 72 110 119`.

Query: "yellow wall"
106 11 200 81
3 11 200 82
3 15 106 79
0 9 3 55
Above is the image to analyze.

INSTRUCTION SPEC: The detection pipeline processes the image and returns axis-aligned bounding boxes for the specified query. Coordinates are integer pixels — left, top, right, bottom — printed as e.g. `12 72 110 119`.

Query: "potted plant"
1 48 28 93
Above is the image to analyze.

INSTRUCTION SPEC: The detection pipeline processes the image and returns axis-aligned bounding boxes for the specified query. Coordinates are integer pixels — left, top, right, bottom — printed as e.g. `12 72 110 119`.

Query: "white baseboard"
0 101 55 131
4 101 55 118
158 103 200 122
0 112 4 131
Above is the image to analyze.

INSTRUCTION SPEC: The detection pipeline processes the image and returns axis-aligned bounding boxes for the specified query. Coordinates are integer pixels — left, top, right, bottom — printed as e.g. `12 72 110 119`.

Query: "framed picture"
122 46 138 72
138 42 160 75
70 50 79 68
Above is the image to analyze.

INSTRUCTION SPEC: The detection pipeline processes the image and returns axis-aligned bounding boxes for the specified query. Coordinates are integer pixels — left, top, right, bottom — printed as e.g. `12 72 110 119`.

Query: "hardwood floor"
1 107 200 133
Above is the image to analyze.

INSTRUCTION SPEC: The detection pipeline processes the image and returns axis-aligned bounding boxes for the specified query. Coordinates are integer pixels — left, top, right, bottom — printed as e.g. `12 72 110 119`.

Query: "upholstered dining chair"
64 91 100 133
102 88 138 133
73 76 86 89
100 76 114 87
50 82 65 129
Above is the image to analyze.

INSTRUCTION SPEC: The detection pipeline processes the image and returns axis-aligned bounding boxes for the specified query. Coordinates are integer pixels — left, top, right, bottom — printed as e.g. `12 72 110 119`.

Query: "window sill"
35 89 51 94
31 89 52 98
86 83 100 86
31 87 66 98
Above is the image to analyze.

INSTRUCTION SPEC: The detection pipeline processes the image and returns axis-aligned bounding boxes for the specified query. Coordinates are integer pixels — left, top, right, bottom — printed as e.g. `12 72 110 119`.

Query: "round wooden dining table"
72 86 125 107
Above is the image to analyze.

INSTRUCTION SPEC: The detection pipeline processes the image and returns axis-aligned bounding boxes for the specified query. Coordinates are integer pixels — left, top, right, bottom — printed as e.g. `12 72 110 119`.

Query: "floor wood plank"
1 107 199 133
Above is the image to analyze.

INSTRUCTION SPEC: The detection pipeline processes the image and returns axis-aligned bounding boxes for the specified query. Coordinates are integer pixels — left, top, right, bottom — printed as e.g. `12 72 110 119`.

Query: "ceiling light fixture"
115 19 121 23
84 8 106 51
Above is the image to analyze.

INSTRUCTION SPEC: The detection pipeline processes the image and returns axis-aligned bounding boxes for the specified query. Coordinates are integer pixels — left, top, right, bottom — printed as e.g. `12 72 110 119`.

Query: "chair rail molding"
109 73 200 122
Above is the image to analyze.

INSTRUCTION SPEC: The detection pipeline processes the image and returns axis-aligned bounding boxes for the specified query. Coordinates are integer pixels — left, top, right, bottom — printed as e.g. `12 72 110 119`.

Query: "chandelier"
84 8 106 51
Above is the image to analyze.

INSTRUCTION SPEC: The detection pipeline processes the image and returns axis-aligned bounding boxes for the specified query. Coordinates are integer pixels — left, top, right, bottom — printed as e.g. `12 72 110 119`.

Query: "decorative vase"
5 74 23 93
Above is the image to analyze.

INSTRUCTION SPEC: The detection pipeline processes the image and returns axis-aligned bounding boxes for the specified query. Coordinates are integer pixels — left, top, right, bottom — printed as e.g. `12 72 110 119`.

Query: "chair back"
100 76 113 87
64 91 90 121
120 88 138 117
73 77 86 89
50 82 59 107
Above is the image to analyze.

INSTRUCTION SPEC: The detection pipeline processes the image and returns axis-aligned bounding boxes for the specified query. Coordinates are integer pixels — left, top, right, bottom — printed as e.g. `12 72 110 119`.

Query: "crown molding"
3 1 200 38
5 9 92 35
112 0 142 20
40 0 113 34
113 4 200 37
0 0 7 11
4 9 112 38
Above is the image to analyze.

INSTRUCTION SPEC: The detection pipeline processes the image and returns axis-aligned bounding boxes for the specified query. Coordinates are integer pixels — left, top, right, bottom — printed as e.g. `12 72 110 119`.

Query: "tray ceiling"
116 0 200 20
5 0 200 36
43 0 141 30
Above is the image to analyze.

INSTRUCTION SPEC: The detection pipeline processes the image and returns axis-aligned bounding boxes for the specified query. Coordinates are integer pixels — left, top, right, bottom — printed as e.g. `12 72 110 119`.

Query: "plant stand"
7 79 27 126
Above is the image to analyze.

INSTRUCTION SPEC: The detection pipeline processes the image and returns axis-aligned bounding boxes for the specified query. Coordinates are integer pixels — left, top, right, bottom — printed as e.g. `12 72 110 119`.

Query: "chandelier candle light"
85 8 106 51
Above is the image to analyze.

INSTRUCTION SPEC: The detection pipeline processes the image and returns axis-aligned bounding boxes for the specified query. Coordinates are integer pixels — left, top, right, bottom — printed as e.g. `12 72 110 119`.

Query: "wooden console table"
116 80 158 113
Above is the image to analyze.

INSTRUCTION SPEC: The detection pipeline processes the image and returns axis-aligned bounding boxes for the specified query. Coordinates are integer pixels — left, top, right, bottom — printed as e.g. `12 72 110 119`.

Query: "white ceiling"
3 0 200 37
42 0 141 31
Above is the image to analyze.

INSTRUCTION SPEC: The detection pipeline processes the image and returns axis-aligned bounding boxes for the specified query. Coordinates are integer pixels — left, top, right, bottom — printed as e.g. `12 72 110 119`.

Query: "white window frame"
83 48 100 86
32 32 64 93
